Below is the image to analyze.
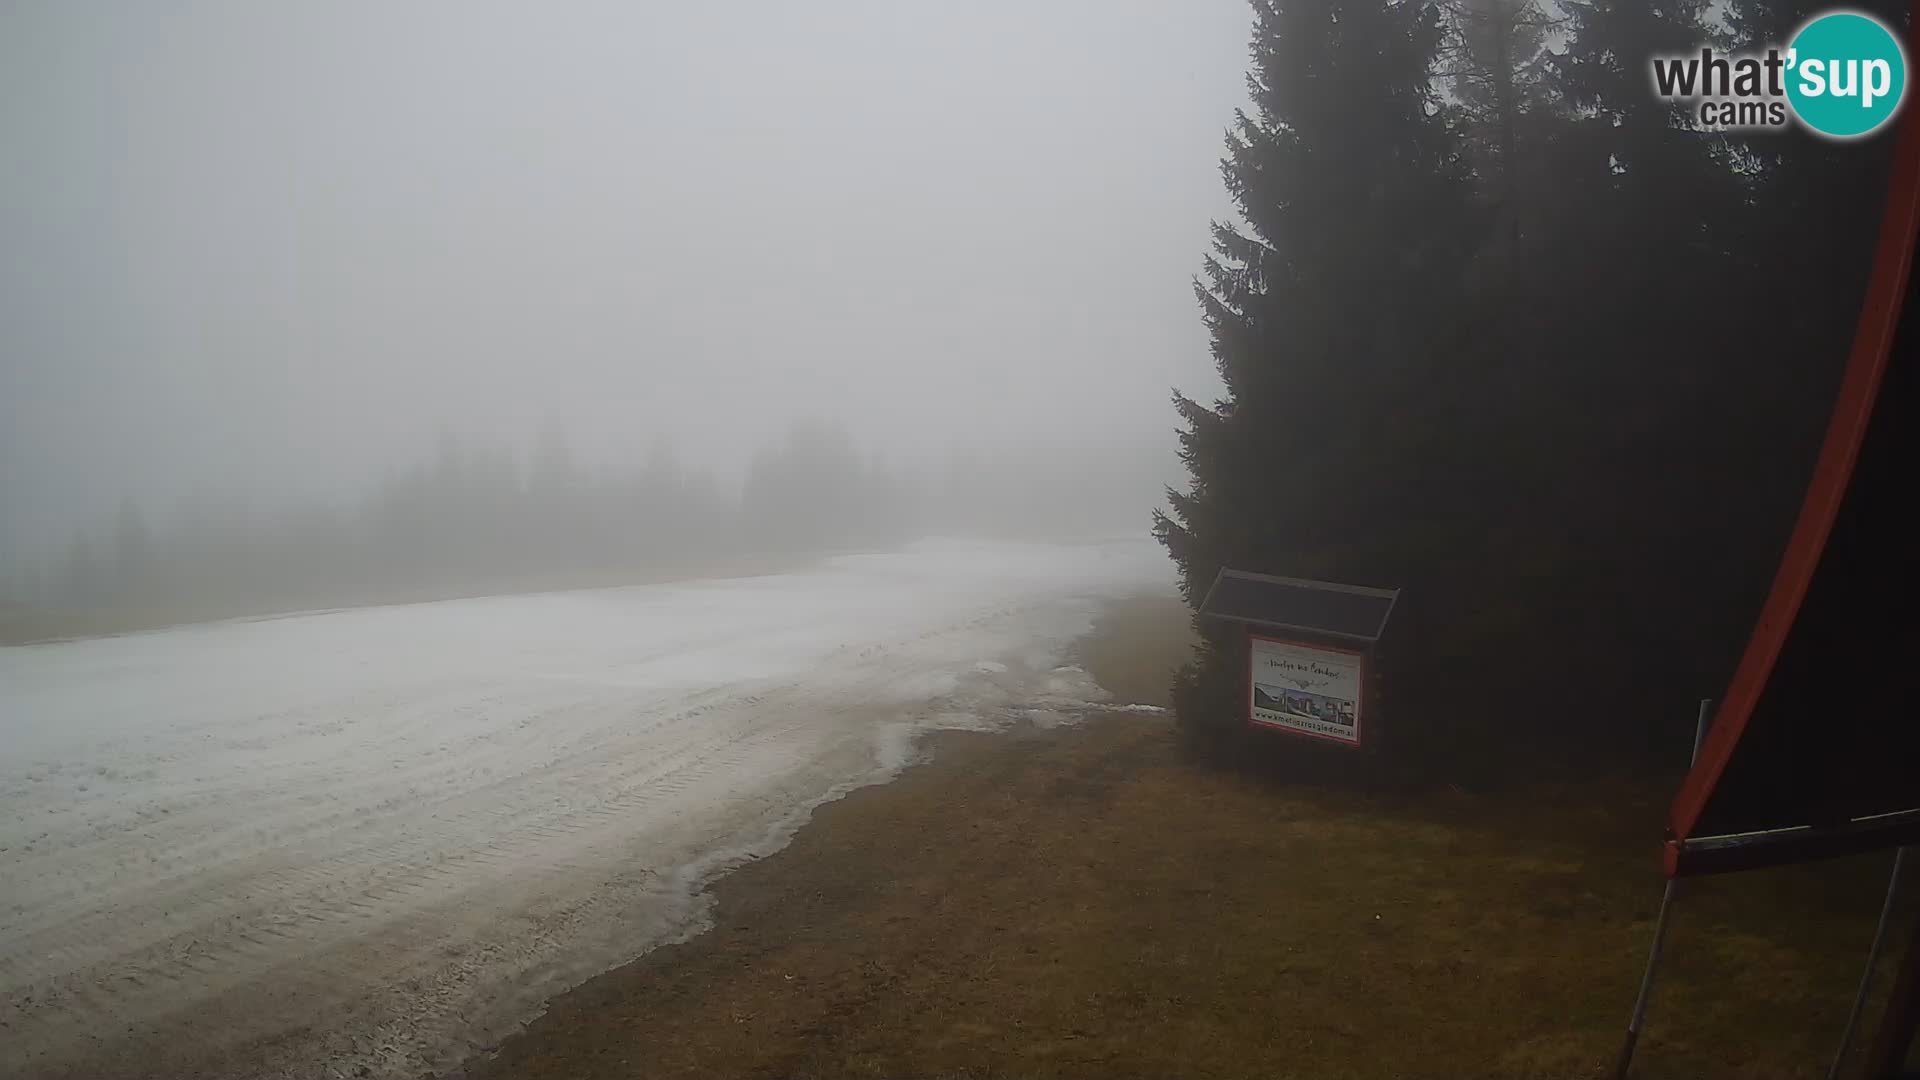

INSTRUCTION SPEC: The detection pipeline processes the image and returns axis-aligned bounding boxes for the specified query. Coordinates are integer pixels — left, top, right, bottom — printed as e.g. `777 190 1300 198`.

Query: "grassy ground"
455 595 1915 1080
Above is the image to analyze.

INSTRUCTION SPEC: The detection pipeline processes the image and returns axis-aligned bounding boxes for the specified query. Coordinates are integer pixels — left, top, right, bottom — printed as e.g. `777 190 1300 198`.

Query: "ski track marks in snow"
0 538 1172 1079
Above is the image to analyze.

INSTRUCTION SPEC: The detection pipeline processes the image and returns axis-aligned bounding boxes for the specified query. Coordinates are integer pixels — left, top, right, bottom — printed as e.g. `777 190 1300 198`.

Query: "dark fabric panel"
1692 232 1920 839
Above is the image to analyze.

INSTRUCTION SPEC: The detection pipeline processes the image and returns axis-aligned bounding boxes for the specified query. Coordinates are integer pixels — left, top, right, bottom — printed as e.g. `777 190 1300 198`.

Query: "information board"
1248 634 1364 746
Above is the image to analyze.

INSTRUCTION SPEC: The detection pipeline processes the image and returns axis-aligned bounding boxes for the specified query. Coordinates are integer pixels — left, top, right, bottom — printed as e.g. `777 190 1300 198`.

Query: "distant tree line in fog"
0 419 1170 639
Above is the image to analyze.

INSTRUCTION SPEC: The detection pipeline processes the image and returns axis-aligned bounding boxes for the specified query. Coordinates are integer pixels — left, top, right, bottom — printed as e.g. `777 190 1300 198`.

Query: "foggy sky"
1 1 1246 560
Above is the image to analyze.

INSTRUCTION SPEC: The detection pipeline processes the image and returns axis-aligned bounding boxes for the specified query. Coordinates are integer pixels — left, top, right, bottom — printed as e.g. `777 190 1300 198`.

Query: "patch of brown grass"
1070 593 1197 709
457 592 1914 1080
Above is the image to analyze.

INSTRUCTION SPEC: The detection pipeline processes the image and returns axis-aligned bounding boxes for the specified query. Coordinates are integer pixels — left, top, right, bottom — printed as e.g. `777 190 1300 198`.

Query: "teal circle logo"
1786 11 1908 138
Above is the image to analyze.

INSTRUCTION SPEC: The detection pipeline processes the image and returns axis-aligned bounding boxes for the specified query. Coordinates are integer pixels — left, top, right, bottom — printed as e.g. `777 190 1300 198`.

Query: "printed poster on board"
1249 635 1363 746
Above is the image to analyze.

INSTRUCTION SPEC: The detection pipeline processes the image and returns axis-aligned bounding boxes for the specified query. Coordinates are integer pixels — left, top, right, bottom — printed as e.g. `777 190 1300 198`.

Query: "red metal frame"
1666 60 1920 865
1247 629 1367 749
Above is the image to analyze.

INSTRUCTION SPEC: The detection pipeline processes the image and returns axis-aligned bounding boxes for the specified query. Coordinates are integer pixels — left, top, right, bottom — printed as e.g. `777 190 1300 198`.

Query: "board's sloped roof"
1197 569 1398 643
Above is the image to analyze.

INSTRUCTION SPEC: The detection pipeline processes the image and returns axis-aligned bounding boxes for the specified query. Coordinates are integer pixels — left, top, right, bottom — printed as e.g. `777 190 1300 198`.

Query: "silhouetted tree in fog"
61 530 101 607
742 420 910 554
110 497 152 603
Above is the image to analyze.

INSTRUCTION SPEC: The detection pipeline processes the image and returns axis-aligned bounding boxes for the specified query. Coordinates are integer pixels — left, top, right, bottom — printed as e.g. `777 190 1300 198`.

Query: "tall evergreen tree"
1530 0 1890 755
1155 0 1482 765
1438 0 1553 218
1720 0 1904 484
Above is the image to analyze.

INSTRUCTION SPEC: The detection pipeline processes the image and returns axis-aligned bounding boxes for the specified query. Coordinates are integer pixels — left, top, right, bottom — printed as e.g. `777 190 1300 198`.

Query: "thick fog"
1 1 1247 620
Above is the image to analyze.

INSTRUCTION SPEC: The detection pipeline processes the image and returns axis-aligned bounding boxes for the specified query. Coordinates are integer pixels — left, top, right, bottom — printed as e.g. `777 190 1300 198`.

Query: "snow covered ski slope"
0 538 1170 1079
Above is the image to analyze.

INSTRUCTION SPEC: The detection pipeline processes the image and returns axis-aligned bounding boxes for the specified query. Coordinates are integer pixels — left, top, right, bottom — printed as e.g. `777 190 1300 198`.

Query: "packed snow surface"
0 538 1172 1078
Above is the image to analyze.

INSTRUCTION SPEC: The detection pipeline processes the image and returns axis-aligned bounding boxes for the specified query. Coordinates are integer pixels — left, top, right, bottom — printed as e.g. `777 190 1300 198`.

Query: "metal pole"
1612 698 1713 1080
1828 846 1912 1080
